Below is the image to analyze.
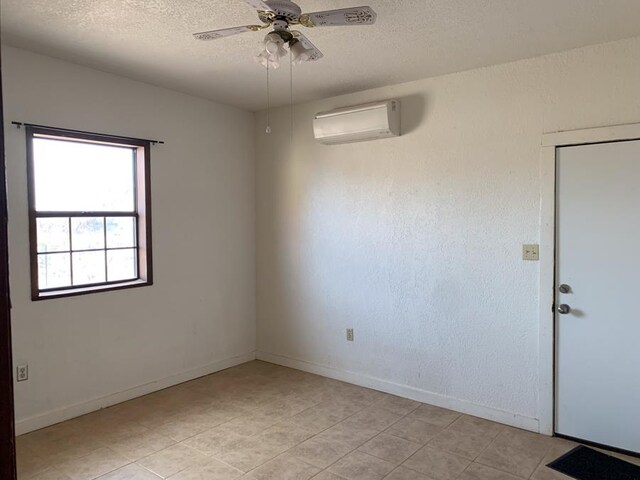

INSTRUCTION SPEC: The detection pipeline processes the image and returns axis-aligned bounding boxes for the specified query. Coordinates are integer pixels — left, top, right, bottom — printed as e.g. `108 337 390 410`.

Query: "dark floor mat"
547 445 640 480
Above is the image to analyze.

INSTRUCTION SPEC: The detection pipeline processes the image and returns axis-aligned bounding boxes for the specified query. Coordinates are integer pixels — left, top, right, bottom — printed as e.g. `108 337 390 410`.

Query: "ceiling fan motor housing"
268 25 293 42
263 0 302 21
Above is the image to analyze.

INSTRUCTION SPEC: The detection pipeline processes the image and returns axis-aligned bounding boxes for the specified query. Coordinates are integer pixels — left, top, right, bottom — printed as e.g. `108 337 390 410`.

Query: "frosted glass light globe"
265 41 280 55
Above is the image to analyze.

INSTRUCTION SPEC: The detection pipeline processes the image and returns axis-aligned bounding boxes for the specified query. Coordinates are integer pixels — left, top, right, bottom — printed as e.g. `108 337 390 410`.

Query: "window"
26 126 153 300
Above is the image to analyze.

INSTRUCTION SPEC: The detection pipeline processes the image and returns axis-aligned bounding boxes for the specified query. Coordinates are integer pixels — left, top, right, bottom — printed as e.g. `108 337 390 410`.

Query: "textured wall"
255 37 640 429
3 47 256 432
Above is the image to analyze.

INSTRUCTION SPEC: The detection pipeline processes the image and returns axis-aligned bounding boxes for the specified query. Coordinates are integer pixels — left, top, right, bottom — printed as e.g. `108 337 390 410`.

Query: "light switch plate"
523 244 539 261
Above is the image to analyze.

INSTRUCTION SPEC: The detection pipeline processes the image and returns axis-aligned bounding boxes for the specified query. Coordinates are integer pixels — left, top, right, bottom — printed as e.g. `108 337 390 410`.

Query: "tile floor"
16 361 640 480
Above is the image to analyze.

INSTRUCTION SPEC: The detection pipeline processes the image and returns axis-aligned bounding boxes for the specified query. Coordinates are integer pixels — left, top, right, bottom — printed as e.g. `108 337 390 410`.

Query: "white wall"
6 35 640 437
255 37 640 431
2 47 257 434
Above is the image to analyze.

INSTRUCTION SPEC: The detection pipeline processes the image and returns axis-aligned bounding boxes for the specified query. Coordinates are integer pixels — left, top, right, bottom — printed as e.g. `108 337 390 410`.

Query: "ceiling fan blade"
243 0 274 12
193 25 266 41
291 32 324 61
300 6 377 27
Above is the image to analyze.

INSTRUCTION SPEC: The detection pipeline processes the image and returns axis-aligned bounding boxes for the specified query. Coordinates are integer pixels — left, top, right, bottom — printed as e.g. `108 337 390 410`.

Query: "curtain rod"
11 122 165 145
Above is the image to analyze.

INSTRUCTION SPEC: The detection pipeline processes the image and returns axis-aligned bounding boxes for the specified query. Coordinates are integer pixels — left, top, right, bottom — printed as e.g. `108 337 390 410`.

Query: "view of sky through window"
33 137 135 212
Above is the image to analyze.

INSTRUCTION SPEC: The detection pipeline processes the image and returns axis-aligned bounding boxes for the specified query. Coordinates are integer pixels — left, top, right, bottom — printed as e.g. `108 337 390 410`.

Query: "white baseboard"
256 351 540 433
15 352 256 435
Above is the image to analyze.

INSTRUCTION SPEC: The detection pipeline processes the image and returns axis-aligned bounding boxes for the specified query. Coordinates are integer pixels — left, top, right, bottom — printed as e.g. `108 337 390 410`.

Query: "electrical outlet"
523 244 539 261
17 364 28 382
346 328 354 342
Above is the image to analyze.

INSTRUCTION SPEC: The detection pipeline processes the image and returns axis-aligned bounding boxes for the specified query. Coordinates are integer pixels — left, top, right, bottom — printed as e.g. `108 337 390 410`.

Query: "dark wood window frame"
26 126 153 300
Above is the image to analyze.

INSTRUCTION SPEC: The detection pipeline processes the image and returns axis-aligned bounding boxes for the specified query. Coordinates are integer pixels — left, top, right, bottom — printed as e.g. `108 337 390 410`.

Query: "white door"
555 139 640 453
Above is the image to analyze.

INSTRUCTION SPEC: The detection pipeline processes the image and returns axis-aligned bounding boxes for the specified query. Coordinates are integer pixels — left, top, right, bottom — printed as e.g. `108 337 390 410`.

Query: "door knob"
557 304 572 315
559 284 571 294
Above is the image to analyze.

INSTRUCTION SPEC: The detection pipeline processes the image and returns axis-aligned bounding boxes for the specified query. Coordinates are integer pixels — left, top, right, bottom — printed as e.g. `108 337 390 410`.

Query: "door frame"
0 48 18 479
538 122 640 436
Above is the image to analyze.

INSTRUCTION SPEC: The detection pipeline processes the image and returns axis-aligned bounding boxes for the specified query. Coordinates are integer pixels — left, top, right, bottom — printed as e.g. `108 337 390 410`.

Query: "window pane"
106 217 136 249
33 137 135 212
72 251 106 286
71 217 105 250
36 218 70 253
38 253 71 289
107 249 137 282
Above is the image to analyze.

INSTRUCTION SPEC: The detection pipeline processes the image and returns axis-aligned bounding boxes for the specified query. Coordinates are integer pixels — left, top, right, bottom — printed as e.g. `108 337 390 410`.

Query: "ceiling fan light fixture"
254 50 272 68
265 40 281 55
290 39 312 65
255 32 289 68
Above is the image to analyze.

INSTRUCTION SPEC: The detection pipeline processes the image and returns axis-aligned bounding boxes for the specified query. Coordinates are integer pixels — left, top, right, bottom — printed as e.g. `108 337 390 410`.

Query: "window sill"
34 279 152 301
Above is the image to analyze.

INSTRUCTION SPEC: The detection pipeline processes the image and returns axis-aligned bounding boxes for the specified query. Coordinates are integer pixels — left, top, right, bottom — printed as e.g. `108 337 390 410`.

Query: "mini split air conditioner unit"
313 100 400 145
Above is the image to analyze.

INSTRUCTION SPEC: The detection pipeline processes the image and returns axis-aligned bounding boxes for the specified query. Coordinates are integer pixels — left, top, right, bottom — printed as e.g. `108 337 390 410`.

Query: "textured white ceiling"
2 0 640 111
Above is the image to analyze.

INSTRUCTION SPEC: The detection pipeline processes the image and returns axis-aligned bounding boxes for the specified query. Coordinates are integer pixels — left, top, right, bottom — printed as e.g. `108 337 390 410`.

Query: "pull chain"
266 63 272 134
290 47 294 143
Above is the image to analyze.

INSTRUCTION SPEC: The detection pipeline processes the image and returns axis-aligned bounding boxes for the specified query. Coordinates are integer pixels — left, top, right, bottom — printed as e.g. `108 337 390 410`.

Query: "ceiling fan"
193 0 377 68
